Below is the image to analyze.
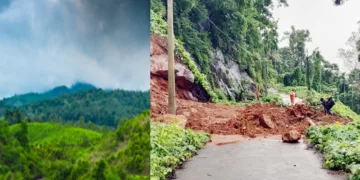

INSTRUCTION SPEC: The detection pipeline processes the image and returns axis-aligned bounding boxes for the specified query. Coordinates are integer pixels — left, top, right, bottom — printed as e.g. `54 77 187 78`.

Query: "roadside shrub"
150 122 210 180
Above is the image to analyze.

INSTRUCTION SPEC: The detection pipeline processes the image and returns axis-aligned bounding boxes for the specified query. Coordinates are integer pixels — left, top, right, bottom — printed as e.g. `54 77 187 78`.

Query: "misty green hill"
0 87 150 127
2 82 96 107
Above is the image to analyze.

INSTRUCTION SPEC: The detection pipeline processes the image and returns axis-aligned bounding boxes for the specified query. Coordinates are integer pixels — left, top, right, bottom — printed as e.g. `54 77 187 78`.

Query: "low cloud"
0 0 150 98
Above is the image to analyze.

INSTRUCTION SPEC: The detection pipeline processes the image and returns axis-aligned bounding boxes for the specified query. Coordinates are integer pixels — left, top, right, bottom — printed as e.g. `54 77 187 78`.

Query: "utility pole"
305 56 311 91
167 0 176 114
263 58 268 96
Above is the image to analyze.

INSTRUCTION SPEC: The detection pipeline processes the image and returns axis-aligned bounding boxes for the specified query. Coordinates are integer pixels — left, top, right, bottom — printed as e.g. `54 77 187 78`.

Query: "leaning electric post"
167 0 176 114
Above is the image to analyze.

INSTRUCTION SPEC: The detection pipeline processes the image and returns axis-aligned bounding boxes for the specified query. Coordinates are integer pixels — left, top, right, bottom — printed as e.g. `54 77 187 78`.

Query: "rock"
305 117 316 127
150 35 211 102
190 83 211 102
183 111 191 117
150 35 195 90
277 121 286 127
150 54 195 89
259 114 275 129
190 108 198 113
233 122 240 129
150 35 167 56
282 130 301 143
210 49 256 100
154 114 187 128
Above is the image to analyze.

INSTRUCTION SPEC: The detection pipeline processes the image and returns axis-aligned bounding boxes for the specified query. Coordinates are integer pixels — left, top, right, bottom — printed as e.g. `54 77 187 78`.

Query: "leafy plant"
261 94 282 106
150 122 210 179
306 121 360 179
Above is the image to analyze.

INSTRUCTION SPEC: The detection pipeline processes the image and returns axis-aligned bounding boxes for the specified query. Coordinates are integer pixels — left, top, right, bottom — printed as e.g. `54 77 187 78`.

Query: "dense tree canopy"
1 88 150 127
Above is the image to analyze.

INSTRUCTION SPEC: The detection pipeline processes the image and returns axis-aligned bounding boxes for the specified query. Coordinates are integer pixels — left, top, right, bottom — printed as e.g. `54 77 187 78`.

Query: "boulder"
150 35 195 90
150 54 195 90
259 114 275 129
305 117 316 127
154 114 187 128
210 49 256 100
150 35 211 102
282 130 301 143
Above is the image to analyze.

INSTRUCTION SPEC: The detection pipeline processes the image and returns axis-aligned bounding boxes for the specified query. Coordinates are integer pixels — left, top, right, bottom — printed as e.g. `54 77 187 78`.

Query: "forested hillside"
1 82 96 107
0 110 150 179
150 0 360 113
0 87 150 127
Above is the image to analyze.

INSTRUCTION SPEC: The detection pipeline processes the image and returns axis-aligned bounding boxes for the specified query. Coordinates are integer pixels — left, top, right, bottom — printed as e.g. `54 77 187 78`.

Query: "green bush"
150 122 210 180
261 94 282 106
306 121 360 179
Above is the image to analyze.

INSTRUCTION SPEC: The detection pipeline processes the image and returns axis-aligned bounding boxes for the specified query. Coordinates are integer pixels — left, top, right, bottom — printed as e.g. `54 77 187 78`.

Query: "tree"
338 25 360 71
78 116 86 128
305 56 312 91
92 159 107 180
15 121 30 150
282 26 312 73
312 51 322 91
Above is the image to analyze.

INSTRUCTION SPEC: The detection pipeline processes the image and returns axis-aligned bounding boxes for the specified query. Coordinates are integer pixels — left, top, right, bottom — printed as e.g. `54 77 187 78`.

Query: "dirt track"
151 75 352 137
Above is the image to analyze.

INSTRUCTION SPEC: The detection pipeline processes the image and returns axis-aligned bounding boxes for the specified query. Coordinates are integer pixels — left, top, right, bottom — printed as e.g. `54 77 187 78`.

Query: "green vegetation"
150 1 218 102
0 110 150 179
307 121 360 180
150 122 210 180
0 88 150 127
150 0 288 102
261 94 282 106
274 83 360 121
332 102 360 121
150 0 360 107
2 82 96 107
9 123 102 146
151 0 360 179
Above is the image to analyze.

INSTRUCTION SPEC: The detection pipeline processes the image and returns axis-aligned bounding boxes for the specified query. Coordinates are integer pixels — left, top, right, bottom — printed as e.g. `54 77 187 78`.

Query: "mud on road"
151 75 352 137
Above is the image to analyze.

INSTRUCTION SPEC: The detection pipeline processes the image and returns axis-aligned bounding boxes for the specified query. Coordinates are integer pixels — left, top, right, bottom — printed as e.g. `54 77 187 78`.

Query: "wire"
191 5 239 45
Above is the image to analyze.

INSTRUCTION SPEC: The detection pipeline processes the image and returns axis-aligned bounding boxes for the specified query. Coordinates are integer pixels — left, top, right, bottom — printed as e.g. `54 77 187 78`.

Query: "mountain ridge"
1 82 97 107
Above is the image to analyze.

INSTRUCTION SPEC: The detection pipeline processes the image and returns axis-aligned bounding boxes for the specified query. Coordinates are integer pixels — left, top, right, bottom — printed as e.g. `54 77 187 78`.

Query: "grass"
332 101 360 121
150 122 210 180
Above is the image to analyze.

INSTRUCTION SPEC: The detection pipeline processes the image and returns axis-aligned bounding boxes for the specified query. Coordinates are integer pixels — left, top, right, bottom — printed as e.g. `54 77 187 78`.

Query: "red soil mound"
187 103 351 137
151 67 352 137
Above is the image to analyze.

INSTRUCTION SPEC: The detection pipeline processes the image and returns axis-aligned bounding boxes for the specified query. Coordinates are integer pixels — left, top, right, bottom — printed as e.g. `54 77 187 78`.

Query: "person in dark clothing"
320 97 335 115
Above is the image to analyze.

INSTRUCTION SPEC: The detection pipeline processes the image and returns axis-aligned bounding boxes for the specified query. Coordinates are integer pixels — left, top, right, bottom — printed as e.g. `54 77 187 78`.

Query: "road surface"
268 88 303 106
175 135 344 180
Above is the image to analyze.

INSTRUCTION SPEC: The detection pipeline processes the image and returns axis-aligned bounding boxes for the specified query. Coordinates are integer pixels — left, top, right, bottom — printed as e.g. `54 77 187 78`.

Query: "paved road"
279 93 303 106
267 88 303 106
175 137 345 180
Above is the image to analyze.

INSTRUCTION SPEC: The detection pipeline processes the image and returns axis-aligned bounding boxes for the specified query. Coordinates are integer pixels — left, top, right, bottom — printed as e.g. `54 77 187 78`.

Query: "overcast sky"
272 0 360 72
0 0 149 99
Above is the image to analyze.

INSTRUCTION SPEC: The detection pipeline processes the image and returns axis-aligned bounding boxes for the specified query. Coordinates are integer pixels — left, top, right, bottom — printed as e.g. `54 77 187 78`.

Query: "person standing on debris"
320 97 335 115
290 89 296 106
